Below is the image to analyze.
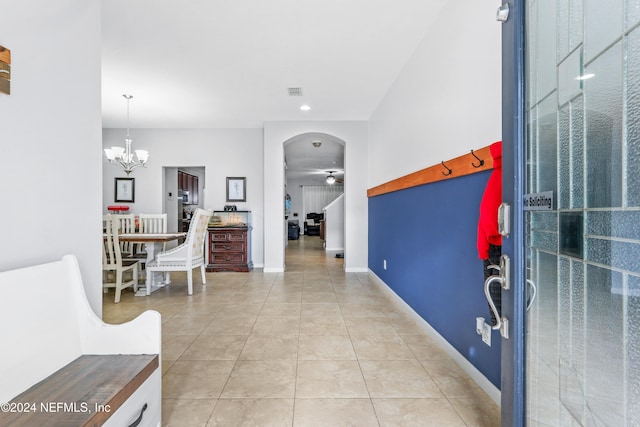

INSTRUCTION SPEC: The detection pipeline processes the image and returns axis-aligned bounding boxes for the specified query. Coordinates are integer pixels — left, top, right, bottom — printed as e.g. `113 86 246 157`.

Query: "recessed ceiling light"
300 104 311 111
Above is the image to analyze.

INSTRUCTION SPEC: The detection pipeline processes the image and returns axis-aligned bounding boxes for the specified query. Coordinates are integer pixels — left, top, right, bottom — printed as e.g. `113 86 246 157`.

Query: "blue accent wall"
368 171 501 388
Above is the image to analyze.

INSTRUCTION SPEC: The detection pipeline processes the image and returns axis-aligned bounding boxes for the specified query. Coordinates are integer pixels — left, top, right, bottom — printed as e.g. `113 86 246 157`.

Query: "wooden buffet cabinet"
206 211 253 272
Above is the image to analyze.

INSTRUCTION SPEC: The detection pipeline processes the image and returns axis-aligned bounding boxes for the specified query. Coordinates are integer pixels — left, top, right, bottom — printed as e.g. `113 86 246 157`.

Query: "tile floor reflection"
103 236 500 426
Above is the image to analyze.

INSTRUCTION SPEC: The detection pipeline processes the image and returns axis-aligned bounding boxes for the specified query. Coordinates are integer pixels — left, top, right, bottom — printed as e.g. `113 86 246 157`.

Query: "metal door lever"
484 275 504 331
483 255 511 339
526 279 537 311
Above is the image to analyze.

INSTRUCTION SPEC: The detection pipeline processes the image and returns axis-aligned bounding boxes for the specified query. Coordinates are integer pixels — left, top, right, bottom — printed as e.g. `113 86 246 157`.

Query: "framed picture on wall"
114 177 135 203
226 177 246 202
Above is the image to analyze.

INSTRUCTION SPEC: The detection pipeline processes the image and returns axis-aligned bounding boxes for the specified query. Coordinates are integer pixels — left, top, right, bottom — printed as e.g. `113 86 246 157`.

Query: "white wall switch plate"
482 322 492 346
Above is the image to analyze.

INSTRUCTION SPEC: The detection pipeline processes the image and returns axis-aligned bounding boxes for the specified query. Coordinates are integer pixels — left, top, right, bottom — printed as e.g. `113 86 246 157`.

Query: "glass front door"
522 0 640 425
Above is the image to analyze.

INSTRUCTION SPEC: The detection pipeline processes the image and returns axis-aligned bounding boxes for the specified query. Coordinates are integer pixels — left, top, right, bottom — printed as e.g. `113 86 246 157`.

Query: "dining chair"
113 213 136 257
138 213 168 254
145 208 213 295
102 215 141 303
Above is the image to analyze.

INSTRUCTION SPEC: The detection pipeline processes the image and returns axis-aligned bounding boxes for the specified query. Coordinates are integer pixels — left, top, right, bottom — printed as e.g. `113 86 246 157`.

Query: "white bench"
0 255 161 426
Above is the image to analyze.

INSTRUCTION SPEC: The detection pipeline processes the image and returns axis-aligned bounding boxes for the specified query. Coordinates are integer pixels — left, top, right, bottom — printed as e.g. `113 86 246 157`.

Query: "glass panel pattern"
531 230 558 253
584 42 623 208
570 0 584 51
628 274 640 424
527 0 539 111
559 259 586 423
558 0 570 61
626 27 640 206
585 265 625 426
627 0 640 30
538 95 558 194
586 238 640 274
529 107 538 189
559 105 571 209
587 210 640 240
530 211 557 231
584 0 623 61
558 49 583 106
526 1 639 425
570 95 584 208
537 0 558 101
527 250 561 425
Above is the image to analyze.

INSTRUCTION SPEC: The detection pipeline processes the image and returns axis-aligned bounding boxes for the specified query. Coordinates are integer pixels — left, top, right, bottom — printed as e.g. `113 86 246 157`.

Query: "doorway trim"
284 133 345 267
263 121 369 273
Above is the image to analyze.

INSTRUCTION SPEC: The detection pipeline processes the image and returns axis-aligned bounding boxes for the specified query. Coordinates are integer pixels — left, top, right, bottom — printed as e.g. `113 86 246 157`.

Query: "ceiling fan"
326 171 343 184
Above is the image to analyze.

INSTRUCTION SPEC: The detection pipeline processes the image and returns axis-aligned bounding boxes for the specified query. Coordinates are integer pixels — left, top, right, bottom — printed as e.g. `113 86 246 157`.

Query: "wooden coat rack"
367 145 494 198
0 46 11 95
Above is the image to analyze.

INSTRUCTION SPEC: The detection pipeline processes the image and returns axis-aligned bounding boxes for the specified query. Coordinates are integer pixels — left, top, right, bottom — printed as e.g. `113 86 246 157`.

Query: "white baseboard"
368 269 501 406
263 267 284 273
345 267 369 273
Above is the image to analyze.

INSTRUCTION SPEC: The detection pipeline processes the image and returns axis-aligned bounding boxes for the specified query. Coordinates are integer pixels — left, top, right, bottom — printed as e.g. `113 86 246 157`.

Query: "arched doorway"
283 133 345 270
263 121 368 274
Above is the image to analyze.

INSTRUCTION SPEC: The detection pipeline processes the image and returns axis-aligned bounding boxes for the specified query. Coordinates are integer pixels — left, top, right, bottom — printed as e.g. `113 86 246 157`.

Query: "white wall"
102 128 265 267
323 194 345 251
264 121 368 272
368 0 502 187
0 1 103 315
285 176 305 224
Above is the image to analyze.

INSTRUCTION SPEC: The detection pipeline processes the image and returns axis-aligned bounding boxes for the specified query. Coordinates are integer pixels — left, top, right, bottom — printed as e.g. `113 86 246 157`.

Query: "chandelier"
104 94 149 175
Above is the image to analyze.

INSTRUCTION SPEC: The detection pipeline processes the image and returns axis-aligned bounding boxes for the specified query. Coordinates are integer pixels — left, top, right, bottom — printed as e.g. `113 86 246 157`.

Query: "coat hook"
441 161 452 176
470 149 485 168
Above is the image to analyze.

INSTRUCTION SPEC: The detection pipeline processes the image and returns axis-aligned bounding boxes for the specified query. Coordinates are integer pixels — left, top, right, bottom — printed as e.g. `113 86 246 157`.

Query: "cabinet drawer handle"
224 245 232 250
127 403 148 427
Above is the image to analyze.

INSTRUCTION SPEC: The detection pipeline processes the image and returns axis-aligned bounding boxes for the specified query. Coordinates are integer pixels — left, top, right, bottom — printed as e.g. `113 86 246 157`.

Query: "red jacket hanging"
477 141 502 260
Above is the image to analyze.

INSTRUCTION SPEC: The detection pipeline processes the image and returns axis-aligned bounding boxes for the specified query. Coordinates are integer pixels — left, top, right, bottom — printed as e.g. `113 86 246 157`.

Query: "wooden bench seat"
0 355 158 426
0 255 161 426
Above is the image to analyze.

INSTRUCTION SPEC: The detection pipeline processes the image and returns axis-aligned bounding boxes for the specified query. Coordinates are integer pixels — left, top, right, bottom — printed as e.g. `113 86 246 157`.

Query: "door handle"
482 255 511 339
484 275 504 331
526 279 537 311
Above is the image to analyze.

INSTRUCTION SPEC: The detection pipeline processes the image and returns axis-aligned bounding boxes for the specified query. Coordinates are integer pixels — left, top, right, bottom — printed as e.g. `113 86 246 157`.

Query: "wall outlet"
383 259 387 270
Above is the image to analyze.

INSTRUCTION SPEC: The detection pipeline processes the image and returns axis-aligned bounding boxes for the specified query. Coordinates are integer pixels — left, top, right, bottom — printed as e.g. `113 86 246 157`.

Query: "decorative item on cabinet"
207 211 253 272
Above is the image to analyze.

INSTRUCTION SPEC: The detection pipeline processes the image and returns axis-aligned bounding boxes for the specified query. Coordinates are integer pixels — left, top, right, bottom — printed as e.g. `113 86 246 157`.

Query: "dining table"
118 232 186 296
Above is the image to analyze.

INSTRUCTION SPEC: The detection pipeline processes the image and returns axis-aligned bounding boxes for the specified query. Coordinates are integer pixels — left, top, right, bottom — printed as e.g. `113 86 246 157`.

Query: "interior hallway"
103 236 499 426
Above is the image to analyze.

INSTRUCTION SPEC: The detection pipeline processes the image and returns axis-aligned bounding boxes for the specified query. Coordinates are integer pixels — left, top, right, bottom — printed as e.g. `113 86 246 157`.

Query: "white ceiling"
285 133 345 184
101 0 448 179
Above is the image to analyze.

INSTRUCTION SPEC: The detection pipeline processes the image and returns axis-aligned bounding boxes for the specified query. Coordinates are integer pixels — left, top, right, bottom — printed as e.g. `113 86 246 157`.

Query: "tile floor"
103 236 500 426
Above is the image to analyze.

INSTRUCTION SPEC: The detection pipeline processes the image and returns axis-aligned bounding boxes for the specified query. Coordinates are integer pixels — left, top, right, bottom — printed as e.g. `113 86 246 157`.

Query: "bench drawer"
104 369 161 427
